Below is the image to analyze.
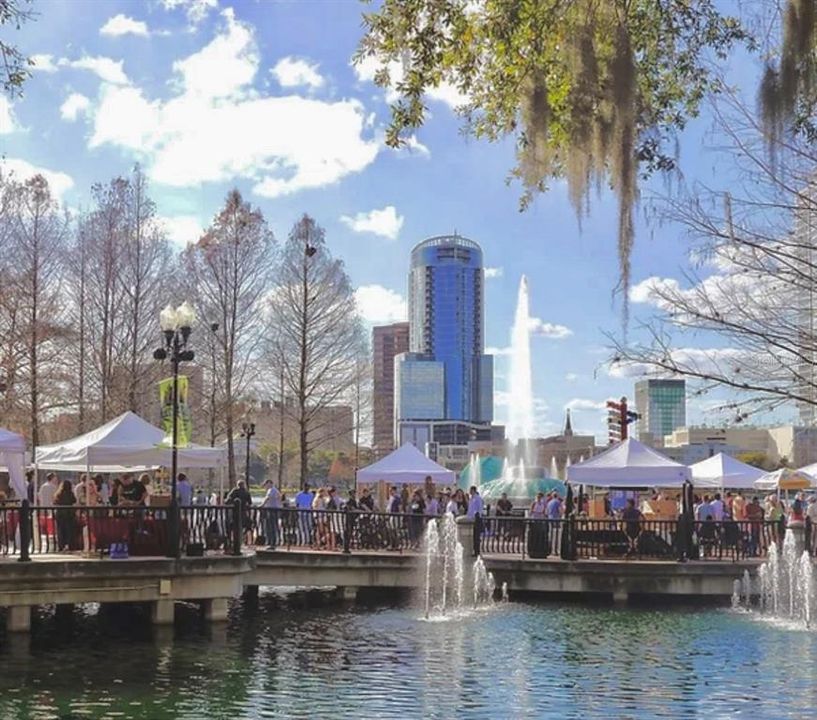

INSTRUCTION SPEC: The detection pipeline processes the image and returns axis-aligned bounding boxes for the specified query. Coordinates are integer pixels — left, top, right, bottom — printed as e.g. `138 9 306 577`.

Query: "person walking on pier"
176 474 193 507
467 486 484 519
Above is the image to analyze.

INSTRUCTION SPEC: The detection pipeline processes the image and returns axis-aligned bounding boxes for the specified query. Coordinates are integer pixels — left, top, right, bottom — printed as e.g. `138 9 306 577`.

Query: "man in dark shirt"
119 473 147 506
359 487 375 512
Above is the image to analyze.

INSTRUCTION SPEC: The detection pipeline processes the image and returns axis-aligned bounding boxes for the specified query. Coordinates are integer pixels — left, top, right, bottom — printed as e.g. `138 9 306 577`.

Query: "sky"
0 0 792 442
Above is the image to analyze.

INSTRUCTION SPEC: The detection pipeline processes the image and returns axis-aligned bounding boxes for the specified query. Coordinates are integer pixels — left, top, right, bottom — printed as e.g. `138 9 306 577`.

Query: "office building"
372 322 409 457
395 234 497 459
635 379 686 440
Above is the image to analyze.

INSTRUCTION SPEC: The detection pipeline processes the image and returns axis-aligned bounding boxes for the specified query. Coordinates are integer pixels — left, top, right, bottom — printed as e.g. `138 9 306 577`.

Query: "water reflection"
0 595 815 718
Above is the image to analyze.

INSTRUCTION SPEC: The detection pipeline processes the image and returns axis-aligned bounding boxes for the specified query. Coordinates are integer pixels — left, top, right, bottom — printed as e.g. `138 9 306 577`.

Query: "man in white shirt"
444 490 458 515
467 486 484 519
38 473 58 507
262 481 282 549
295 484 314 544
710 493 725 522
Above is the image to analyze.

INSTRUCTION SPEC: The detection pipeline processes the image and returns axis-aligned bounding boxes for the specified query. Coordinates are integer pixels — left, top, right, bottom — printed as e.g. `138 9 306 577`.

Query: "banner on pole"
159 375 192 447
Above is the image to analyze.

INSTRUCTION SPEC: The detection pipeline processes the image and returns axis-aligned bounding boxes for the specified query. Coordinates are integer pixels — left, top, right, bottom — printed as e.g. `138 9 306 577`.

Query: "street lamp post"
241 422 256 488
154 301 196 558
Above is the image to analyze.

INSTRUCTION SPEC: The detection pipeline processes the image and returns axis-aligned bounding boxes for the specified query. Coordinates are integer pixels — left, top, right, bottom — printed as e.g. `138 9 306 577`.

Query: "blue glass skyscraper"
403 234 493 424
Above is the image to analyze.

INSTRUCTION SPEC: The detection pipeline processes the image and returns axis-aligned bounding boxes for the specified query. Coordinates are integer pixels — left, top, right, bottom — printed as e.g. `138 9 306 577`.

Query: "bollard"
18 499 30 562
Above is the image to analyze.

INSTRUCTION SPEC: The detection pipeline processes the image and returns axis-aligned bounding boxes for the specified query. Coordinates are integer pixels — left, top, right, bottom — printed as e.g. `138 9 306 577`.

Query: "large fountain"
476 275 563 505
732 528 815 627
421 514 496 619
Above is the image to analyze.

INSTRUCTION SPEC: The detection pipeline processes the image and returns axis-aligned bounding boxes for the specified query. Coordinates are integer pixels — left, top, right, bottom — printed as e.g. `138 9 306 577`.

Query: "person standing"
496 493 513 517
444 490 458 516
38 473 58 507
408 489 426 548
425 491 439 517
545 492 563 557
295 483 315 544
359 487 375 512
53 480 77 551
467 486 484 519
387 486 402 514
176 473 194 507
261 481 281 550
710 493 725 522
731 491 746 522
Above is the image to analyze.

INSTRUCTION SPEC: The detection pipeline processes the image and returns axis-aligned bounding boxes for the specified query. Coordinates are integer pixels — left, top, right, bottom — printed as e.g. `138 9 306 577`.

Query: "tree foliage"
357 0 748 310
0 0 34 96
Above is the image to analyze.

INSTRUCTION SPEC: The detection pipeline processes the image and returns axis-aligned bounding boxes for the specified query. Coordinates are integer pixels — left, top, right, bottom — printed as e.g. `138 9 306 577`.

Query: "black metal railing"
0 501 791 564
245 507 430 553
478 514 783 562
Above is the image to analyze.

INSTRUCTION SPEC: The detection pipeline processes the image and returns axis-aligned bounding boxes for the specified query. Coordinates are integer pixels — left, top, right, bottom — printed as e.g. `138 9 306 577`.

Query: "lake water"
0 591 814 719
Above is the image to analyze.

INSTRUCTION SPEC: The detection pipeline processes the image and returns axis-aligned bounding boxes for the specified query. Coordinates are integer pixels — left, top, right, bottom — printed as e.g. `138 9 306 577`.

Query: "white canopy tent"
566 438 690 488
0 428 26 499
35 411 225 472
356 443 455 486
688 453 765 490
754 467 815 491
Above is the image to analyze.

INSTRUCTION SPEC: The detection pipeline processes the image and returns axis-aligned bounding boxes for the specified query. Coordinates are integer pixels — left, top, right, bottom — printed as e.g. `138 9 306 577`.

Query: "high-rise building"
635 379 686 440
372 322 409 457
396 234 495 452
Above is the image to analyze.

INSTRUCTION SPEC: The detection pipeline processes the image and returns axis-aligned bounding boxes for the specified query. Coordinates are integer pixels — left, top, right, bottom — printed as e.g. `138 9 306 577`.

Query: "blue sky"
0 0 789 441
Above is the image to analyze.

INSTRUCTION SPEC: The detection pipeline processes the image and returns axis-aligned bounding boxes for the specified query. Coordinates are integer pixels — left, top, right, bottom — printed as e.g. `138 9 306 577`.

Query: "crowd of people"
256 478 486 551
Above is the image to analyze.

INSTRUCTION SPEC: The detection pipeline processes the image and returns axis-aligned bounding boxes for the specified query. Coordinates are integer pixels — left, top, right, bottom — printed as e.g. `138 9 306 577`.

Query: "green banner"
159 375 192 447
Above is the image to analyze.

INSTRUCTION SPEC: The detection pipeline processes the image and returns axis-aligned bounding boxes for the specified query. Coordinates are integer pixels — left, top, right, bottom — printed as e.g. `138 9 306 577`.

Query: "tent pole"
219 465 224 504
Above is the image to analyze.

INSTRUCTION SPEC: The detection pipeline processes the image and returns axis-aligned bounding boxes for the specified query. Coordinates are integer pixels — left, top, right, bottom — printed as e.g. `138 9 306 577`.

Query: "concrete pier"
202 598 229 622
7 605 31 633
152 599 175 625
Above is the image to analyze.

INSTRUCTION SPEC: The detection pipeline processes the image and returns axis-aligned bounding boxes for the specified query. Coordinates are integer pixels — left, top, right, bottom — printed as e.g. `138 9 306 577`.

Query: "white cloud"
90 10 378 197
60 93 91 122
486 345 512 356
565 398 605 412
403 135 430 157
485 266 503 279
172 8 255 98
565 373 579 382
161 0 217 26
355 285 407 324
0 97 16 134
160 215 203 246
340 206 403 240
353 55 467 109
61 55 129 85
529 317 573 339
30 54 57 73
101 14 149 37
607 347 746 379
271 56 324 90
0 158 74 202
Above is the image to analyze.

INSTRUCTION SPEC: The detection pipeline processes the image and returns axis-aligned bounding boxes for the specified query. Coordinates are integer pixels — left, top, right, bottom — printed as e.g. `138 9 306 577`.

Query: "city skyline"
0 0 807 443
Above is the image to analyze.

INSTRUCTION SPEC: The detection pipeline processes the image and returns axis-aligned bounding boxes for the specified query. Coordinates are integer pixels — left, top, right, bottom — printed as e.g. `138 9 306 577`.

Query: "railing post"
473 513 482 557
560 515 576 561
806 516 813 556
18 500 31 562
232 499 243 556
343 508 352 554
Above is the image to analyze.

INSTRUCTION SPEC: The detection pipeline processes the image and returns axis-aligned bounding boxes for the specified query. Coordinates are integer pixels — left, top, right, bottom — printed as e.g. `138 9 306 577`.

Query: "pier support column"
336 586 359 602
7 606 31 633
151 599 175 625
202 598 229 622
612 588 629 605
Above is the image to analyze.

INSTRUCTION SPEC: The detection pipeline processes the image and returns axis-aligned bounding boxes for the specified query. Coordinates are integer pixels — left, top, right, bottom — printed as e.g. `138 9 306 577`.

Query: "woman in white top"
444 492 458 515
